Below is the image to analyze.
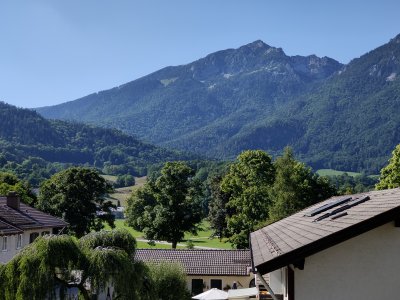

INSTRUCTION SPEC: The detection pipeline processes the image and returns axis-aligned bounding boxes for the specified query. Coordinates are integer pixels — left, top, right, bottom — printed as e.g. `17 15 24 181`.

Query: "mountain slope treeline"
37 35 400 174
0 102 192 185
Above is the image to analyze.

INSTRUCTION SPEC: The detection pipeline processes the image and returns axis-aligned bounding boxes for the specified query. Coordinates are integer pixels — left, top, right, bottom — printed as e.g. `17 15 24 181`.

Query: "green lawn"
104 176 147 207
136 241 185 249
102 175 232 249
105 219 232 249
316 169 362 177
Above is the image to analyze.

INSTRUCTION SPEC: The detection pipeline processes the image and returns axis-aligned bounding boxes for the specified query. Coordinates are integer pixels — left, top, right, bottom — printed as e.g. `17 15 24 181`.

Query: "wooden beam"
293 258 305 270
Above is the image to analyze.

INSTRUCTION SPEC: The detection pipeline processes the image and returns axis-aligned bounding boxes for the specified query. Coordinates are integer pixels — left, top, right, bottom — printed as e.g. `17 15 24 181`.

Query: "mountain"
37 41 341 146
0 102 192 185
37 35 400 173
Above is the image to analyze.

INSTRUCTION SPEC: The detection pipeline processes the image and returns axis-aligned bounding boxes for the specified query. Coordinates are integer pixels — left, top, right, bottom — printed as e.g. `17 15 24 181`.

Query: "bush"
147 262 191 300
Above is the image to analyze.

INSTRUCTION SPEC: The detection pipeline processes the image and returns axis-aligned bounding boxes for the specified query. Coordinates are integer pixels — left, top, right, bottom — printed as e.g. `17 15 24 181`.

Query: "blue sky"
1 0 399 108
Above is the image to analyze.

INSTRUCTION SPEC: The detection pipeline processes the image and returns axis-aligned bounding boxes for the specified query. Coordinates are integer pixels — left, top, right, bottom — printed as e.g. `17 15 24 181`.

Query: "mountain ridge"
36 35 400 173
0 101 193 184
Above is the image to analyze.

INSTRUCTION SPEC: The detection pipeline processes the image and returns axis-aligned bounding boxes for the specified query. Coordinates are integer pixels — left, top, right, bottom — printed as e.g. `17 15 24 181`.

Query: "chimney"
7 191 20 210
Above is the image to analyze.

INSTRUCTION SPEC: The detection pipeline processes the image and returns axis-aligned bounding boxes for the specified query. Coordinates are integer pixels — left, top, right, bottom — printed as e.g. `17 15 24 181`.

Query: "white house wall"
0 228 54 264
269 268 284 295
294 221 400 300
187 275 253 293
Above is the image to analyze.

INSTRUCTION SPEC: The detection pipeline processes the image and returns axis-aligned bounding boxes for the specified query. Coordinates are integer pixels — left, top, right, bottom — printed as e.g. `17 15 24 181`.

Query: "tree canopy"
0 229 145 300
126 161 203 248
269 147 336 221
146 262 191 300
0 171 36 206
376 144 400 190
37 167 115 237
207 174 229 240
221 150 275 248
208 148 337 248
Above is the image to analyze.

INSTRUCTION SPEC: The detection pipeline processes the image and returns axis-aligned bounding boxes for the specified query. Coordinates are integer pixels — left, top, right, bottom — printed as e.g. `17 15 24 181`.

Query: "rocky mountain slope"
37 35 400 173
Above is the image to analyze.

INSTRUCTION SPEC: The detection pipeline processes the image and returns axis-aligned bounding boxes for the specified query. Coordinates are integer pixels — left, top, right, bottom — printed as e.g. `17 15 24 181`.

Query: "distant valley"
37 34 400 174
0 102 192 185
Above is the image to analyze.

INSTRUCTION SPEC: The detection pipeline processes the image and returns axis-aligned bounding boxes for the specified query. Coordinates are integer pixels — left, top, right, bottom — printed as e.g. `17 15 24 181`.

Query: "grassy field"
316 169 362 177
103 175 232 249
106 219 232 249
136 241 185 249
104 176 147 207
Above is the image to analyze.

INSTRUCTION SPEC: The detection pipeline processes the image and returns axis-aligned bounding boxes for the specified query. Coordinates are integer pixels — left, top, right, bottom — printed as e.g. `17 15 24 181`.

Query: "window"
2 236 7 251
191 279 203 295
210 279 222 290
16 234 22 249
29 232 39 243
41 231 50 236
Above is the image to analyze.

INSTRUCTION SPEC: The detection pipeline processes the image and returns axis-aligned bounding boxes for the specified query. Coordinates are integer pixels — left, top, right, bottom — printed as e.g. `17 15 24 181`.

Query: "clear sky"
1 0 399 108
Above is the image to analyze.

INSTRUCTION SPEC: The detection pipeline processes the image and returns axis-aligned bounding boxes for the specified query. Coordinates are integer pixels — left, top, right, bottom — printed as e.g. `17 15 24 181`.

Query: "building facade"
251 188 400 300
135 248 254 295
0 192 68 264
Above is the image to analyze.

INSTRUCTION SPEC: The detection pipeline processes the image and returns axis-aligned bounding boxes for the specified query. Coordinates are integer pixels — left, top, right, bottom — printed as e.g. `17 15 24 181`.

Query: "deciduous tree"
147 262 191 300
0 229 146 300
376 144 400 190
269 147 336 221
37 167 115 237
126 161 203 248
0 172 36 206
207 174 229 240
221 150 275 248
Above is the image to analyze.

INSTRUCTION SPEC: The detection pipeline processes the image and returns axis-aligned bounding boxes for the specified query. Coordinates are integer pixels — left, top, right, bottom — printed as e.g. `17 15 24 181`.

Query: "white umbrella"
228 287 259 299
192 288 229 300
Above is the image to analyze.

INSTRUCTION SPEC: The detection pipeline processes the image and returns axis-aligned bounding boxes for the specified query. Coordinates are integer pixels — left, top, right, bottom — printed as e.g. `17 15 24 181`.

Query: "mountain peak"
390 33 400 44
245 40 270 49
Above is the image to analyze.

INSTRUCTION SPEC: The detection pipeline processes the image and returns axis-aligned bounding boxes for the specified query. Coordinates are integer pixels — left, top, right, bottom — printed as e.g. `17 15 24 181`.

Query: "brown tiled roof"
0 197 68 230
251 188 400 275
0 219 23 236
135 249 251 276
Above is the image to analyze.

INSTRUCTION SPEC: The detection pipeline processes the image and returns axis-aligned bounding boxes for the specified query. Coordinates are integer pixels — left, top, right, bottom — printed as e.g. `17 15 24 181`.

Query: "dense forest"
37 34 400 174
0 102 193 185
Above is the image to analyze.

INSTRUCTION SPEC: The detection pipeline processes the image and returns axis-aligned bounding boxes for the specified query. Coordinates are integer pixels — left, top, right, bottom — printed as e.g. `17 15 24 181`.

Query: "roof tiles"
135 249 251 276
0 197 68 233
251 188 400 274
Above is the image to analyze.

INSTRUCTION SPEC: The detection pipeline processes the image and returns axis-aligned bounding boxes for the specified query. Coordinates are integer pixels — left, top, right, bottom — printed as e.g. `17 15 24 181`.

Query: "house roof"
0 219 23 236
0 197 68 231
135 249 251 276
251 188 400 275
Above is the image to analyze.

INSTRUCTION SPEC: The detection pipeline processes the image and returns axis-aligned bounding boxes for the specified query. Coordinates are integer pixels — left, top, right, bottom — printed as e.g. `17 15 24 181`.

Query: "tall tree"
376 144 400 190
0 172 36 206
126 161 203 248
269 147 336 221
207 174 229 240
37 167 115 237
221 150 275 248
0 229 146 300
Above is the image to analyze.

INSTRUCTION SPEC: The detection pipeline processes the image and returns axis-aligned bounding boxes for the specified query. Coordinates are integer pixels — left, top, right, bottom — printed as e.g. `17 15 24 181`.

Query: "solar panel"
348 196 370 208
305 196 352 217
313 213 330 222
313 196 371 222
331 212 348 220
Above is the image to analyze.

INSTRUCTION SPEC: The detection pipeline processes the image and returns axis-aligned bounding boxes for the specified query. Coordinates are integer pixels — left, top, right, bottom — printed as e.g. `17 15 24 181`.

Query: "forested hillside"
0 102 192 185
37 34 400 173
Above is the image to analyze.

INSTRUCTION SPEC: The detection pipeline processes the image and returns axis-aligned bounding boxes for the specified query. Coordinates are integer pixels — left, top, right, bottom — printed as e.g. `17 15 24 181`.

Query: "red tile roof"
135 249 251 276
251 188 400 274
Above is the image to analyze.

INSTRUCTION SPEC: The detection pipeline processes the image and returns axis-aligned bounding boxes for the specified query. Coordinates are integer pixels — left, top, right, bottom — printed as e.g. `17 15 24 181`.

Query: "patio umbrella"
228 287 259 299
192 288 229 300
